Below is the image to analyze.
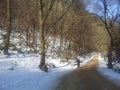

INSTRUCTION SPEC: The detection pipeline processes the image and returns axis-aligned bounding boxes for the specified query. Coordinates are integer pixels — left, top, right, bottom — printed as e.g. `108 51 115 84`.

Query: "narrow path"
56 55 120 90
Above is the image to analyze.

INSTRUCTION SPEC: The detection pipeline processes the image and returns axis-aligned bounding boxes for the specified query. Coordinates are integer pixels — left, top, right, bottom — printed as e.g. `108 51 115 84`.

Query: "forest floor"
56 55 120 90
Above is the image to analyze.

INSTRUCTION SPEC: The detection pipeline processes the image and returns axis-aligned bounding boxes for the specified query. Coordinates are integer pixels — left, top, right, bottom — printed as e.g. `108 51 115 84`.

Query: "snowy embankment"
98 55 120 86
0 54 92 90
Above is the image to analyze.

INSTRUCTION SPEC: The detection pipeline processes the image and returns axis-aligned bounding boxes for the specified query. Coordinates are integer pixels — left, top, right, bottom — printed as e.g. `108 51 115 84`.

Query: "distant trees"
60 1 99 55
0 0 110 71
0 0 39 54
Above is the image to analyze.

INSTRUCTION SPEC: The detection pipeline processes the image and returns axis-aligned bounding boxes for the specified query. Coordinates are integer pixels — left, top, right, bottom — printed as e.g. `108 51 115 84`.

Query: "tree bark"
39 21 46 68
38 0 46 69
107 45 113 68
4 0 11 55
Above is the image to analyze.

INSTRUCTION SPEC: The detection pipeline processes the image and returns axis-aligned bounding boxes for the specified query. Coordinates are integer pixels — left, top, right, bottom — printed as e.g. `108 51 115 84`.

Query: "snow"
98 54 120 86
2 52 120 90
0 54 92 90
1 52 120 90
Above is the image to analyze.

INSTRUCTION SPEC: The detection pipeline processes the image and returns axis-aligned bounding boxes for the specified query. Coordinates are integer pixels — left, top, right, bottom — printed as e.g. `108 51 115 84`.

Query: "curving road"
56 56 120 90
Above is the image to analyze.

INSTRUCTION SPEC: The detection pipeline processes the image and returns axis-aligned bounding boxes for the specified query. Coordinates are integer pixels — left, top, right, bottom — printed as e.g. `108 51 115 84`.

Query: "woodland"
0 0 120 70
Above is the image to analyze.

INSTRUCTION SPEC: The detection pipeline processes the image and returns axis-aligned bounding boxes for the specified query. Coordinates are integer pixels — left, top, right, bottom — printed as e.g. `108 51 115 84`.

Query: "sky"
85 0 120 18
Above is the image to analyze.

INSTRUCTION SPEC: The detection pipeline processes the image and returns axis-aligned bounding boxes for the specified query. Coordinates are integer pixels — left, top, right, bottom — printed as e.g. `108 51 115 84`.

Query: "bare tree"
38 0 72 70
87 0 120 68
4 0 12 55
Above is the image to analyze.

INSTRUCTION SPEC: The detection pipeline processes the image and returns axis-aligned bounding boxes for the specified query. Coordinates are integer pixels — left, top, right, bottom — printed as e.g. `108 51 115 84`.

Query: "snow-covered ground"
98 55 120 86
0 54 92 90
2 53 120 90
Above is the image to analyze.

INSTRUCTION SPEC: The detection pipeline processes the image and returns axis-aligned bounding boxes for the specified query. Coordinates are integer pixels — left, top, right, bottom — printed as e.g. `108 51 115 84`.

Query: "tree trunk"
39 23 46 68
107 41 113 69
4 29 11 55
4 0 11 55
38 0 46 69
